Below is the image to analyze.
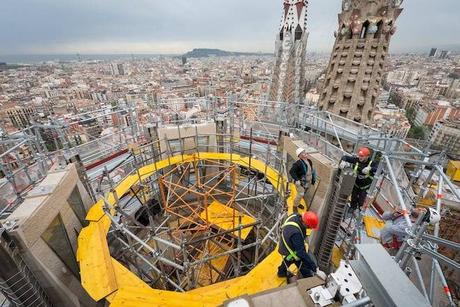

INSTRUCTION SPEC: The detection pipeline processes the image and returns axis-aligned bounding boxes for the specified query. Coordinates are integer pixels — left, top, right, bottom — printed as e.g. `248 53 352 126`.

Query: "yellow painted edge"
363 216 385 239
78 217 117 301
78 152 307 306
331 246 344 268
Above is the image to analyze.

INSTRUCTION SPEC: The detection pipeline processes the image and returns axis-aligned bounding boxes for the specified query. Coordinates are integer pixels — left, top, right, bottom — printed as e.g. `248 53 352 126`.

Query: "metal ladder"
315 167 356 272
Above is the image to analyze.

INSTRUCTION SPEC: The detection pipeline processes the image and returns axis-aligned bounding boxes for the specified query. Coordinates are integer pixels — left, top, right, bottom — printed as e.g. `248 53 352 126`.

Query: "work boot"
287 274 298 284
277 270 294 279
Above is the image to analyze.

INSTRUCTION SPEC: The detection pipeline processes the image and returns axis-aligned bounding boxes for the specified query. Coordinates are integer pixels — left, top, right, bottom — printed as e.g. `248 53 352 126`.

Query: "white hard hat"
296 148 306 157
427 208 441 225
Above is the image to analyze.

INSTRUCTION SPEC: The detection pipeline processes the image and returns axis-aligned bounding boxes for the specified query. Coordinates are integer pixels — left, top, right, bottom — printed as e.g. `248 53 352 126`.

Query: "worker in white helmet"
380 208 422 250
289 148 317 212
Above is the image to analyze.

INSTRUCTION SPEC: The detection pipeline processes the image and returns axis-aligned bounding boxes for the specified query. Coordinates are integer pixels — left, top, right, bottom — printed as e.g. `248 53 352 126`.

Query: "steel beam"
388 156 434 166
342 297 372 307
350 244 430 307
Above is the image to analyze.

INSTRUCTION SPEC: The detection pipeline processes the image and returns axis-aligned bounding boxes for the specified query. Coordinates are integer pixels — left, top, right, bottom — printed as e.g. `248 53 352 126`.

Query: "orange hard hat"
358 147 371 158
302 212 319 229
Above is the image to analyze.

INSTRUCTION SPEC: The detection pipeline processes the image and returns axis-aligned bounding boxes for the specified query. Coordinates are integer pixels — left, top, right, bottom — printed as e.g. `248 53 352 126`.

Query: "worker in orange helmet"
277 212 326 281
340 147 378 211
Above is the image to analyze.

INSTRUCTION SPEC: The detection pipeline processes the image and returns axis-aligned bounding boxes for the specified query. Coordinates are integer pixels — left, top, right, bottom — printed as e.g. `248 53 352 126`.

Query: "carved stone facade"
319 0 403 124
269 0 309 104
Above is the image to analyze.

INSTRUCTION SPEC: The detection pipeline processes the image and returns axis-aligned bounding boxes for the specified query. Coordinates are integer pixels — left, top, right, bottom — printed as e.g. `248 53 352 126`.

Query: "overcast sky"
0 0 459 55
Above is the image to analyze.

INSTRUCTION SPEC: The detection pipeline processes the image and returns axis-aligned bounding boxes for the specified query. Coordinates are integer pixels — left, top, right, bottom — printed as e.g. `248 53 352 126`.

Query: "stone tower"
268 0 309 104
319 0 403 124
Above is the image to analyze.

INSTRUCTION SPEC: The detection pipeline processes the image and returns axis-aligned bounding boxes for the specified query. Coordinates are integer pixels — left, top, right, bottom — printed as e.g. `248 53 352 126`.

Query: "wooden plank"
199 200 255 240
363 215 385 239
77 219 118 301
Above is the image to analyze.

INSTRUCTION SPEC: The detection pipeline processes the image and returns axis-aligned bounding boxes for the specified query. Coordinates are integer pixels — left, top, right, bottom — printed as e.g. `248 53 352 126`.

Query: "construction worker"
380 208 421 249
277 212 326 280
340 147 378 211
290 148 317 211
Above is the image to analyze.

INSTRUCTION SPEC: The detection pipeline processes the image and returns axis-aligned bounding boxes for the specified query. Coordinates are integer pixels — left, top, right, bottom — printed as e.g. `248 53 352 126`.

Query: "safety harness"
299 159 312 186
353 159 374 190
281 215 305 261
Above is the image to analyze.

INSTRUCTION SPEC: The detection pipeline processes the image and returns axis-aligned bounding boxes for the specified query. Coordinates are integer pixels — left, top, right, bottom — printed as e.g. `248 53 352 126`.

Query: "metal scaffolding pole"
429 175 443 303
327 114 344 152
115 237 184 292
383 155 412 225
436 165 460 201
430 169 456 305
411 256 429 301
105 210 185 271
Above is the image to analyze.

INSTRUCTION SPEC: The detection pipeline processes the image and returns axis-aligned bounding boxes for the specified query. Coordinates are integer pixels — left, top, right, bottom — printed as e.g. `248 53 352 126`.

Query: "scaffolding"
96 130 289 292
1 96 459 305
294 107 460 306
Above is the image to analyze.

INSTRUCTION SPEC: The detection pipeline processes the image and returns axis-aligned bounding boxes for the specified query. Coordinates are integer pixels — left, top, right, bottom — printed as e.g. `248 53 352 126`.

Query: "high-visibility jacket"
342 155 378 190
278 214 307 261
278 214 318 272
277 215 318 271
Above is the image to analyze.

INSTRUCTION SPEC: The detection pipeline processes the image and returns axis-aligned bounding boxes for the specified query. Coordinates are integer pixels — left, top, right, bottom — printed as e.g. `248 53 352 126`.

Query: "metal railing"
1 96 458 303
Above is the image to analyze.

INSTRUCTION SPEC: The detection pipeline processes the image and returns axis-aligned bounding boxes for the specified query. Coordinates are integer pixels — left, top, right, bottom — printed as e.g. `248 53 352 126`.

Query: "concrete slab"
5 196 48 226
223 277 333 307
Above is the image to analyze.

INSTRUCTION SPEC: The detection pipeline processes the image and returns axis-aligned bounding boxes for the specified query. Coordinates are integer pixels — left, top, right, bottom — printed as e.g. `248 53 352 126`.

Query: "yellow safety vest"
353 160 374 190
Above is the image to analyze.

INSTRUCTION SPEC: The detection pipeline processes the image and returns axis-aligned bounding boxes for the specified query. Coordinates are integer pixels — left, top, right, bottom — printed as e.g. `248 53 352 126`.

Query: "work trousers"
350 187 367 211
294 182 309 211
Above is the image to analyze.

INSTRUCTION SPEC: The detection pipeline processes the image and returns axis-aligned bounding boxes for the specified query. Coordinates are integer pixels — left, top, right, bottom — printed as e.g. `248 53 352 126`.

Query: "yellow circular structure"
77 152 304 306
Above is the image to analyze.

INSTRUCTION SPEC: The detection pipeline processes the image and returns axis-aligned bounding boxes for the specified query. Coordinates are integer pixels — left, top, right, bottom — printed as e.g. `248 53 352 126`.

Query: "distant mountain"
0 62 25 71
183 48 271 58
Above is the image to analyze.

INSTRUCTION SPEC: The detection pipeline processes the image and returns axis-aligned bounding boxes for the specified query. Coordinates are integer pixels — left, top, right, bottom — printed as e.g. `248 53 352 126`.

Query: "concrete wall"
282 137 338 254
3 163 96 307
156 122 217 157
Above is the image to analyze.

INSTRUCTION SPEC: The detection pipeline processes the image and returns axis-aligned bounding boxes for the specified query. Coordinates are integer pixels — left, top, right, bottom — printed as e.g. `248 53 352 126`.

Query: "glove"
362 166 371 175
316 269 327 280
339 160 347 169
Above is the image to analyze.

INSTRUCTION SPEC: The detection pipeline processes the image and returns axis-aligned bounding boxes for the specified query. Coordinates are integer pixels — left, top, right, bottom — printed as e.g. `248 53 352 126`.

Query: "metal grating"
315 168 356 271
0 228 53 307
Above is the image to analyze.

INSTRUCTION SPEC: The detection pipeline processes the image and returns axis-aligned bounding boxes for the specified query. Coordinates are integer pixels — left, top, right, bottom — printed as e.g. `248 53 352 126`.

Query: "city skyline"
0 1 459 307
0 0 459 56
